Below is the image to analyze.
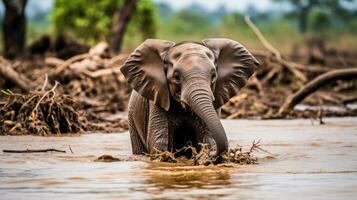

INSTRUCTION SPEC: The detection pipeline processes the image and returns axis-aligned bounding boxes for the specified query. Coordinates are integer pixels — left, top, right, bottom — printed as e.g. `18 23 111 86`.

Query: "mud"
1 117 356 199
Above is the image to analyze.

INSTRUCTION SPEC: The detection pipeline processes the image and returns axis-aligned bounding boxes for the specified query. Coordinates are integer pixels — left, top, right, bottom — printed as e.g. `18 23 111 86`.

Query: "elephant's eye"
211 72 217 83
173 70 181 83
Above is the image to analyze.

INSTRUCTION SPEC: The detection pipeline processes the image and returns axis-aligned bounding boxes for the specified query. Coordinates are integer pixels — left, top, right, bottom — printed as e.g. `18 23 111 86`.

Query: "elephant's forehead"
171 43 210 54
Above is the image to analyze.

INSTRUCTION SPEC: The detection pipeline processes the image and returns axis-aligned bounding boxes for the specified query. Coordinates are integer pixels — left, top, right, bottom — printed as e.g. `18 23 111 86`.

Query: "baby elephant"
121 38 259 158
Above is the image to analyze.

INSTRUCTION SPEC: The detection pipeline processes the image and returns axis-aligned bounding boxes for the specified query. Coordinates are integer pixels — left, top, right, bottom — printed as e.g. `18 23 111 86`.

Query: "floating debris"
148 140 270 166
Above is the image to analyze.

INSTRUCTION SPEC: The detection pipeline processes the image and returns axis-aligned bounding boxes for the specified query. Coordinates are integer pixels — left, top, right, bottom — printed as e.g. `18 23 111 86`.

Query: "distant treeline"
1 0 356 55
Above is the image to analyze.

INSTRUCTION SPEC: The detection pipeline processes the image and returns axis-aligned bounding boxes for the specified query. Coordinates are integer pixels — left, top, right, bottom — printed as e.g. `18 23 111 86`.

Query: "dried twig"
69 145 74 153
40 74 48 92
317 102 325 125
245 16 281 60
31 81 60 118
3 148 66 153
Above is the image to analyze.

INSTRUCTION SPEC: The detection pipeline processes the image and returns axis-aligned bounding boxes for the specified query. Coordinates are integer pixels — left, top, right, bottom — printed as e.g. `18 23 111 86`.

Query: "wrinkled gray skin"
121 38 259 159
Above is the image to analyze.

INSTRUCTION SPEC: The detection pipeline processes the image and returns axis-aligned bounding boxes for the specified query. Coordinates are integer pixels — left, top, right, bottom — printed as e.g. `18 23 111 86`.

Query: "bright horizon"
153 0 274 11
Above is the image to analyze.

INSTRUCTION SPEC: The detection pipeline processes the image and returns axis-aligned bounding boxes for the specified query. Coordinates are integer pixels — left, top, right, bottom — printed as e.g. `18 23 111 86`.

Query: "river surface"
1 118 357 200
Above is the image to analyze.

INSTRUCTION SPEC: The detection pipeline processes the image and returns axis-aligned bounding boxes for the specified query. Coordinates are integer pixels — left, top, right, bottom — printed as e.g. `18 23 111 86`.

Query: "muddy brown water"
1 117 357 200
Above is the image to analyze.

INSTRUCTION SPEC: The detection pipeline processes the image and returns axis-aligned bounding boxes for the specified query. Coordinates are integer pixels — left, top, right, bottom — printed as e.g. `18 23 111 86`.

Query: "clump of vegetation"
0 82 86 135
148 141 267 166
0 82 128 135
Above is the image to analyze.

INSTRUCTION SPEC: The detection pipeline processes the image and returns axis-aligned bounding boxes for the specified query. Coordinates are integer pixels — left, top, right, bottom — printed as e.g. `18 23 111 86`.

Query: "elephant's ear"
121 39 175 111
202 38 259 108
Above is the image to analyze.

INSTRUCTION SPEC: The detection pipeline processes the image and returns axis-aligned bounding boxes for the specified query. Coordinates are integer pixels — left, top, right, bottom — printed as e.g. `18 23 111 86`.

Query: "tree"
273 0 355 33
109 0 138 53
52 0 157 52
2 0 28 59
309 9 331 36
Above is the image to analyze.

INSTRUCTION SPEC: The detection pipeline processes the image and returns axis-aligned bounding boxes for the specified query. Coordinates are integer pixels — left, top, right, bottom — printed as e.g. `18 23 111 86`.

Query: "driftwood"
279 68 357 115
3 148 66 153
0 57 34 91
47 42 125 77
82 67 122 78
45 57 65 66
341 94 357 104
50 53 89 76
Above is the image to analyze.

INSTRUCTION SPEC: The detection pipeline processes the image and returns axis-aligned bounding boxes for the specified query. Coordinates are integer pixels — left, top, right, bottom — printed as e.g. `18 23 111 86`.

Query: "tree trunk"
298 8 309 33
296 0 317 33
2 0 27 59
109 0 138 54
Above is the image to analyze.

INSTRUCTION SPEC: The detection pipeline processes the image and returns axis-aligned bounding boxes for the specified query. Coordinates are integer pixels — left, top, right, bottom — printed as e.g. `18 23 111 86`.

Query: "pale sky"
153 0 273 11
0 0 292 17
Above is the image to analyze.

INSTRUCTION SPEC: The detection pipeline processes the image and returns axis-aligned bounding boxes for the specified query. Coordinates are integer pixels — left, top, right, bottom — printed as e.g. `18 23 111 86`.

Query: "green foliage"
309 9 331 35
134 0 158 39
157 9 215 41
218 13 252 39
52 0 157 45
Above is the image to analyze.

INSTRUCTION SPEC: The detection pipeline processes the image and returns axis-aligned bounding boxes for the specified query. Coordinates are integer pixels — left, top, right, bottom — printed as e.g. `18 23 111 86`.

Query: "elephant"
120 38 259 159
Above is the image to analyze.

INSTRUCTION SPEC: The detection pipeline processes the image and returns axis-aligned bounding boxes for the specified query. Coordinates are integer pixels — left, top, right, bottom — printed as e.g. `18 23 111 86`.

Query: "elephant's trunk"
181 73 228 157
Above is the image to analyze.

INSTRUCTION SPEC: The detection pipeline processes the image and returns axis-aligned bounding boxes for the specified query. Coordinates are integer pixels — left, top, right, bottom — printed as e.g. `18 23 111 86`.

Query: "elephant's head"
121 38 259 157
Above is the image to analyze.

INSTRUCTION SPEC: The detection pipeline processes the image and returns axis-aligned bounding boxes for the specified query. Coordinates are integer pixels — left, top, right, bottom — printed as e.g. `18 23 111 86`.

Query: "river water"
1 118 357 200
